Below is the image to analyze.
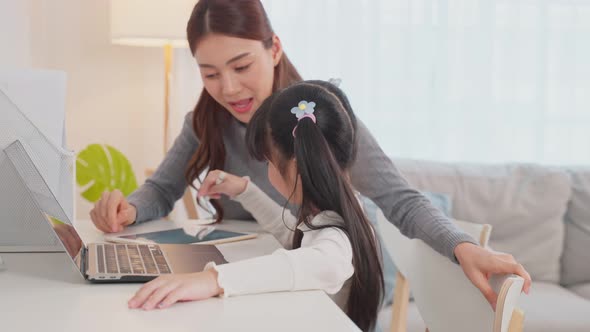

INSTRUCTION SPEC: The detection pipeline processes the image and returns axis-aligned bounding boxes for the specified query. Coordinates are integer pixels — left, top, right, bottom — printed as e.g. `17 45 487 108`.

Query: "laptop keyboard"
96 244 171 275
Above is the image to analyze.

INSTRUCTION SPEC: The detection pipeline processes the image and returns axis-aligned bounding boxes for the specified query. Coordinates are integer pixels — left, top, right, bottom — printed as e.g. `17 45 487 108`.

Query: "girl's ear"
271 35 284 67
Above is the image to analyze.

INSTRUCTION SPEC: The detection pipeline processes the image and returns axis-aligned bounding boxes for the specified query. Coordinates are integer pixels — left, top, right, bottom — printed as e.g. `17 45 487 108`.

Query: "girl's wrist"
206 269 224 296
231 176 250 198
237 177 248 195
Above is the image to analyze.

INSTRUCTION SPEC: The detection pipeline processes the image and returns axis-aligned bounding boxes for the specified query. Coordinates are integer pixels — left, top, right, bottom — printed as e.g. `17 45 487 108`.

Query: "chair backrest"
377 210 524 332
452 219 492 248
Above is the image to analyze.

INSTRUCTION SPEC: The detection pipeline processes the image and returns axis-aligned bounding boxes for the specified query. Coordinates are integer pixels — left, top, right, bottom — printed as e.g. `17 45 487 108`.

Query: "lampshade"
109 0 195 48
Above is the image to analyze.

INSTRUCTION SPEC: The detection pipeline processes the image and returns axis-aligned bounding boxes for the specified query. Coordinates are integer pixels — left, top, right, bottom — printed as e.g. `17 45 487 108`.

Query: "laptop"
4 140 227 283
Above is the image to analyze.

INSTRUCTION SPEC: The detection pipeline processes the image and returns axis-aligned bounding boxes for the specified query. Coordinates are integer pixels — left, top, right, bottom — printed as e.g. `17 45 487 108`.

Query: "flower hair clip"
291 100 317 137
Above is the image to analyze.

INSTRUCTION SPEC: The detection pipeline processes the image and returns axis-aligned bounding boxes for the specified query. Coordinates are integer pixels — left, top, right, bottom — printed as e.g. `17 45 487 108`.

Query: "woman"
91 0 531 310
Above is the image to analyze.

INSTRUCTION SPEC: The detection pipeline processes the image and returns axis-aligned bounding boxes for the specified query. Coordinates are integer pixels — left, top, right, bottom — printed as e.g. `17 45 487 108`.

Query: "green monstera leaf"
76 144 138 203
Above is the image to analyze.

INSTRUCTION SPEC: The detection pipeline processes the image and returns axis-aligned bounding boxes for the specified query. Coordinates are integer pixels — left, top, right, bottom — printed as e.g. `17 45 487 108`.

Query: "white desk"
0 219 360 332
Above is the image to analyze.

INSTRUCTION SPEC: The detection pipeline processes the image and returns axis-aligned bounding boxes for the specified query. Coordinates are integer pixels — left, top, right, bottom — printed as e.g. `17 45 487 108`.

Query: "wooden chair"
376 211 525 332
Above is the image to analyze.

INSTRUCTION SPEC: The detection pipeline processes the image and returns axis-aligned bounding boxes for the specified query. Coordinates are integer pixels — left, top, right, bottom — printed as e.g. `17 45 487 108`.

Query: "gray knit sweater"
128 112 475 261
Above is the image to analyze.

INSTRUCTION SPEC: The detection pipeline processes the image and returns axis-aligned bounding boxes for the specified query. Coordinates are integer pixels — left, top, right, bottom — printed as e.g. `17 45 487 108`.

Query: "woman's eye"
235 64 251 72
205 73 219 79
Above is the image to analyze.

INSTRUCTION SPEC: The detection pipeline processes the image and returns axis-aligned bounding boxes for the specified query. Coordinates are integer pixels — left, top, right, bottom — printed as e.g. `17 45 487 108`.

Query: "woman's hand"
197 170 248 199
90 189 137 233
454 242 532 310
128 270 222 310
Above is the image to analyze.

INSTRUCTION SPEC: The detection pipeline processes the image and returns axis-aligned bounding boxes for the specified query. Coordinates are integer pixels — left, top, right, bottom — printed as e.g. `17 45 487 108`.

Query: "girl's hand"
454 242 532 310
128 270 222 310
197 170 248 199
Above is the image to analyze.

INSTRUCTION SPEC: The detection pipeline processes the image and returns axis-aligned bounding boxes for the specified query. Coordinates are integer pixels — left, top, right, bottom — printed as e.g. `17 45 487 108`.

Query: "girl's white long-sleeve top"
204 179 354 310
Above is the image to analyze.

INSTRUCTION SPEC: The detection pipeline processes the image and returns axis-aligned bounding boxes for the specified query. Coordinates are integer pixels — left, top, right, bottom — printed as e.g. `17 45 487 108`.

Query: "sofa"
377 159 590 332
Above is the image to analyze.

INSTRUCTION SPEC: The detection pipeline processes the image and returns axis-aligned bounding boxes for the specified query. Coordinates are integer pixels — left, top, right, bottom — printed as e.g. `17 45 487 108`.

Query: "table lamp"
110 0 194 155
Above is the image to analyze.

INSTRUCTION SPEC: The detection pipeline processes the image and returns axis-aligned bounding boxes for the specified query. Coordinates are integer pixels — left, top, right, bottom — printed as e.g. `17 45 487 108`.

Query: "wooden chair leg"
182 188 199 219
391 272 410 332
508 308 525 332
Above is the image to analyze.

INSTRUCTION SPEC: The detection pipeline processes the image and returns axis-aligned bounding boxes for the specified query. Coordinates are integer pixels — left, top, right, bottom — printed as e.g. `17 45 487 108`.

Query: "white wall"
0 0 32 68
1 0 201 218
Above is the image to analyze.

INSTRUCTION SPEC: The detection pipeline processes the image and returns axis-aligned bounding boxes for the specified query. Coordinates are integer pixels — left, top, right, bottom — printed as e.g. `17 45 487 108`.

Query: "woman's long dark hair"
246 81 384 331
185 0 302 221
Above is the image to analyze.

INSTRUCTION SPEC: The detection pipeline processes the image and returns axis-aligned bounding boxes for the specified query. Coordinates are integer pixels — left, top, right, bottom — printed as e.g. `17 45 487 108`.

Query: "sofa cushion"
561 168 590 286
519 282 590 332
393 159 571 283
568 283 590 301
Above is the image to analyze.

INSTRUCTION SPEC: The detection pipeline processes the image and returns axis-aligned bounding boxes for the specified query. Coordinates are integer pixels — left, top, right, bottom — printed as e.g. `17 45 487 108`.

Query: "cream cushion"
561 168 590 286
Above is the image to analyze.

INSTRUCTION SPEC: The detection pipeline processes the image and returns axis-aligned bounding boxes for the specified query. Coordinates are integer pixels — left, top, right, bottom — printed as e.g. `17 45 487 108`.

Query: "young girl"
128 81 384 331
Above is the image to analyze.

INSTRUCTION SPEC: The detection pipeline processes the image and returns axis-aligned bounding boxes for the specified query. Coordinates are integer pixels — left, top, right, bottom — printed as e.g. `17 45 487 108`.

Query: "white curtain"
259 0 590 165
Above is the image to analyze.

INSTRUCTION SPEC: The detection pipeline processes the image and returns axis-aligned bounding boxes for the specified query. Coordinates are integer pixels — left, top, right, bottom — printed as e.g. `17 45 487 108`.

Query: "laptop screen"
3 140 85 268
42 213 84 260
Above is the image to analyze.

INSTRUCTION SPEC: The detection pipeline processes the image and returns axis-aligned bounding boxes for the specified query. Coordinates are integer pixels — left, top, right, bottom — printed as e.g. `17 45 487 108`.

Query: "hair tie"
291 100 316 137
